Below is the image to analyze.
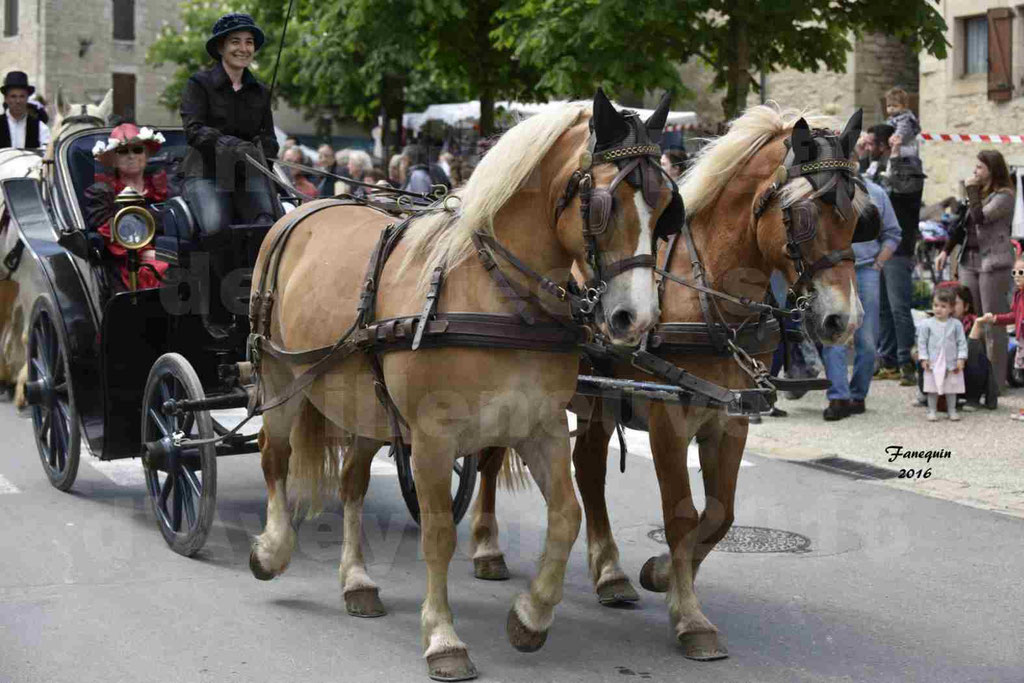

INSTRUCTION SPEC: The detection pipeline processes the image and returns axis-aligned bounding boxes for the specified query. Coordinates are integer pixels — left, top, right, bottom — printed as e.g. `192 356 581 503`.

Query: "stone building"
919 0 1024 203
0 0 318 135
760 33 918 125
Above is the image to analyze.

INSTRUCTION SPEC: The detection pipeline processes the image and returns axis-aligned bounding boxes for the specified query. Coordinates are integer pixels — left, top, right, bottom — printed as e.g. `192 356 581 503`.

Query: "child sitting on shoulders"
918 287 968 421
884 87 921 157
977 256 1024 420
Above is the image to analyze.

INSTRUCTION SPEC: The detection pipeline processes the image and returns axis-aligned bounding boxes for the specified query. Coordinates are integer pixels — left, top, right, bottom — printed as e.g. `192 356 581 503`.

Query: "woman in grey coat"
936 150 1016 391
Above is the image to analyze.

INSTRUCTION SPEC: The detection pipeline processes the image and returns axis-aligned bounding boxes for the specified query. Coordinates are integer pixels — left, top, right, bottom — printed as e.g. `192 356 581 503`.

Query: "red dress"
88 172 171 290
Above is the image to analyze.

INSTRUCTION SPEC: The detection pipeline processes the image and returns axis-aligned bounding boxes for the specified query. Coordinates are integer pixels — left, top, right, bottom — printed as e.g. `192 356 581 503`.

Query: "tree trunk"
479 90 495 138
722 17 751 121
380 73 406 163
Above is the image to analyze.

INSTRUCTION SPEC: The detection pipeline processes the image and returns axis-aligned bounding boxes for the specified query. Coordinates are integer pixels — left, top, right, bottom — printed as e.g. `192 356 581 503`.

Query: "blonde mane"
680 102 836 220
399 102 591 291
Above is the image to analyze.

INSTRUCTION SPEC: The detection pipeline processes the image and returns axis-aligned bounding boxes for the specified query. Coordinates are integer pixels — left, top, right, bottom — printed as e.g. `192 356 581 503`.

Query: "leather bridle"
751 130 860 307
553 125 680 315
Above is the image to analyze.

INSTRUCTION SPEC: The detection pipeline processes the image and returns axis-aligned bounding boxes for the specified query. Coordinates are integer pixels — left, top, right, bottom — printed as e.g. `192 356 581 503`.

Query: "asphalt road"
1 403 1022 683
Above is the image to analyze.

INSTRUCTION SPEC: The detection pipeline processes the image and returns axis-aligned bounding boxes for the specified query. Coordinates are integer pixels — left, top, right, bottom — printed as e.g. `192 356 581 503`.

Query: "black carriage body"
1 126 263 460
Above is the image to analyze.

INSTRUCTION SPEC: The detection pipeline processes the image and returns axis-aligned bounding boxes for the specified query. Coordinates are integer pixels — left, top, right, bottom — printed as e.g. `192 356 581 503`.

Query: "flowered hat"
206 13 266 61
92 123 165 166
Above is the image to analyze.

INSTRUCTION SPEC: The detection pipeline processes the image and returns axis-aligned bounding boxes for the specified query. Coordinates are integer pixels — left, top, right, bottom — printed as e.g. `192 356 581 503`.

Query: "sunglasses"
115 145 147 156
1013 269 1024 276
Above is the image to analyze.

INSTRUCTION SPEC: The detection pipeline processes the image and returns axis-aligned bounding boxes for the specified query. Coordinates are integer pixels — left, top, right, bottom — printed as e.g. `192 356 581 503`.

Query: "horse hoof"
248 548 277 581
506 607 548 653
596 578 639 606
473 555 510 581
678 631 729 661
426 651 477 681
639 556 668 593
344 587 386 618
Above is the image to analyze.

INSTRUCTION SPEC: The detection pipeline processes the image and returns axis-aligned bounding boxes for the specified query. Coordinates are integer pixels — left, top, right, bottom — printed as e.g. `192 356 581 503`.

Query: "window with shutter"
988 8 1013 101
113 0 134 41
3 0 18 37
964 16 989 75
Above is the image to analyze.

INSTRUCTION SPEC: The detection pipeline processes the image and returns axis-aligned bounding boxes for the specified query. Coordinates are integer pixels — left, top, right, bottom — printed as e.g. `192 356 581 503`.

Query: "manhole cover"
647 525 811 553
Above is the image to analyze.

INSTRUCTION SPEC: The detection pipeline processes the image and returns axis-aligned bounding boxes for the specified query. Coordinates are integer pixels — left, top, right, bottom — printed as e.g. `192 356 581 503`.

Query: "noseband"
751 130 860 302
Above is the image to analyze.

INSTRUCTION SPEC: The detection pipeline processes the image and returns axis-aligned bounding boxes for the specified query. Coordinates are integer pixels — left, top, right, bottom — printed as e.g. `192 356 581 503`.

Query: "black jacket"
179 62 279 179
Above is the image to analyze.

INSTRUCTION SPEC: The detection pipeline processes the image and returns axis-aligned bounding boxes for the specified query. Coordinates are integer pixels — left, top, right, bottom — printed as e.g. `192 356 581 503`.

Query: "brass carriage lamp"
111 186 157 291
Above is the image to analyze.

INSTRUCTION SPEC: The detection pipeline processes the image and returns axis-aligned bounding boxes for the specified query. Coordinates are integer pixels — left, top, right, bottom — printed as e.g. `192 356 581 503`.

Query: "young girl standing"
978 256 1024 419
918 288 969 421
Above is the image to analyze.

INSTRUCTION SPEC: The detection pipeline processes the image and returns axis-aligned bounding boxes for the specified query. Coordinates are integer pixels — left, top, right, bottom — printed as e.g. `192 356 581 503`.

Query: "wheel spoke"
454 461 463 476
171 467 183 532
30 358 46 380
179 472 197 529
148 408 170 438
159 469 173 507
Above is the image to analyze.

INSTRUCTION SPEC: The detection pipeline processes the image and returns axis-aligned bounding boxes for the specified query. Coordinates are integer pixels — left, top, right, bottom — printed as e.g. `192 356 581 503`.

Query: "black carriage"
2 125 476 557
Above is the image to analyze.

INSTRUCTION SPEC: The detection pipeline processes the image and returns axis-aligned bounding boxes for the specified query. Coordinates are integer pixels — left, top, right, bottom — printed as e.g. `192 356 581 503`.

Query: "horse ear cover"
592 88 630 152
644 92 672 144
789 118 814 165
839 109 863 159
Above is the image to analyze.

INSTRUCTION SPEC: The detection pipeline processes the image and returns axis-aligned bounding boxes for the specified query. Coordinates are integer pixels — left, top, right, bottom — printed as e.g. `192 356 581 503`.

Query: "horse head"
552 89 675 345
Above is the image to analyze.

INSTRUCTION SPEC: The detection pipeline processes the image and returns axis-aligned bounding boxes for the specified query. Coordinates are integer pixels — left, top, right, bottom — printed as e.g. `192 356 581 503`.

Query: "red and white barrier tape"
919 133 1024 144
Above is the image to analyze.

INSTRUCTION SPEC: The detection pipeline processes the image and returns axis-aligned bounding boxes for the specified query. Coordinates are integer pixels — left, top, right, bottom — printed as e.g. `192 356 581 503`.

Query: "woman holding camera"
936 150 1016 391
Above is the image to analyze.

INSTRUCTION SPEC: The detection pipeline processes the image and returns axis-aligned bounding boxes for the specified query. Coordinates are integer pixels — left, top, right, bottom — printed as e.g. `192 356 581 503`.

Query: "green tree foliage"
498 0 950 120
146 0 247 112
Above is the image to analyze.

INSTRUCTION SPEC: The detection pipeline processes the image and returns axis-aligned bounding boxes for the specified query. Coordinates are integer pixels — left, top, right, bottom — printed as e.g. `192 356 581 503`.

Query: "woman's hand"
934 251 948 272
922 360 931 372
954 359 965 373
977 312 997 324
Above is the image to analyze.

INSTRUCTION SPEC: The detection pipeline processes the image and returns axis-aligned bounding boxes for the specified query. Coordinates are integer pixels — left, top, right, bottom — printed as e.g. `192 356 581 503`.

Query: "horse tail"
286 399 342 519
496 448 532 492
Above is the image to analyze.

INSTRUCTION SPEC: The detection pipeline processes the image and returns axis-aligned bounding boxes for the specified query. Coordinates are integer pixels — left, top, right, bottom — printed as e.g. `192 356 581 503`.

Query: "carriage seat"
154 196 199 266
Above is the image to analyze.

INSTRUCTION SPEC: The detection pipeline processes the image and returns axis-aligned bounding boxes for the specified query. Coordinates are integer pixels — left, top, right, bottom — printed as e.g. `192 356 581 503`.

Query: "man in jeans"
820 178 902 420
863 124 922 385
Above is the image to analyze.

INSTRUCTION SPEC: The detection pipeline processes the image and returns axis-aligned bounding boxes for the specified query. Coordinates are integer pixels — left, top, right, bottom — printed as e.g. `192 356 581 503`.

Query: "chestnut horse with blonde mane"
247 92 676 681
468 103 869 660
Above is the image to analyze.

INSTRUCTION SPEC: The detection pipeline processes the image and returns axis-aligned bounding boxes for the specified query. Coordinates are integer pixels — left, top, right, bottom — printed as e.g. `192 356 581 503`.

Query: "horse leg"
249 397 310 580
13 360 26 411
643 404 728 661
572 405 638 605
505 426 582 653
692 415 745 582
469 447 510 581
338 435 388 617
412 432 477 681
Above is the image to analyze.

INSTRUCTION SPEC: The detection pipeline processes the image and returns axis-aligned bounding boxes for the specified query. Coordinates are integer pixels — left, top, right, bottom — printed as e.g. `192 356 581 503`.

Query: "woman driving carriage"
179 12 279 241
84 123 169 290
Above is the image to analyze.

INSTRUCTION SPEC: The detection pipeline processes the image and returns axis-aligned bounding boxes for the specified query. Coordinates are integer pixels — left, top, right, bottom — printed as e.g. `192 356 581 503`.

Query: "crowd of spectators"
275 137 455 200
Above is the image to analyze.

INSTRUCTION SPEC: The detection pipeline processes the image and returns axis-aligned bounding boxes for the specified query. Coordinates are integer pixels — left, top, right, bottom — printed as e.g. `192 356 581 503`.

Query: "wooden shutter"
112 73 136 122
988 7 1012 101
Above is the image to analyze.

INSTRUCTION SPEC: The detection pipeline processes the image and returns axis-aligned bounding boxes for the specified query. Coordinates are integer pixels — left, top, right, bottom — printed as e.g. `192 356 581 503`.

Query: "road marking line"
0 473 20 494
88 458 147 487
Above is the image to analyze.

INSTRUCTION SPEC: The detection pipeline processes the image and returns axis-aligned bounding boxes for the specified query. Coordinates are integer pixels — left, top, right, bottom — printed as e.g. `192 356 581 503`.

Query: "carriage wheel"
394 443 478 526
27 297 81 492
141 353 217 557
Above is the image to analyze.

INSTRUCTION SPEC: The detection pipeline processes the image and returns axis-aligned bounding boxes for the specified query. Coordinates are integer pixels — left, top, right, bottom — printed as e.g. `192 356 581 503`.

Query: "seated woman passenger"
179 12 279 241
84 123 169 290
